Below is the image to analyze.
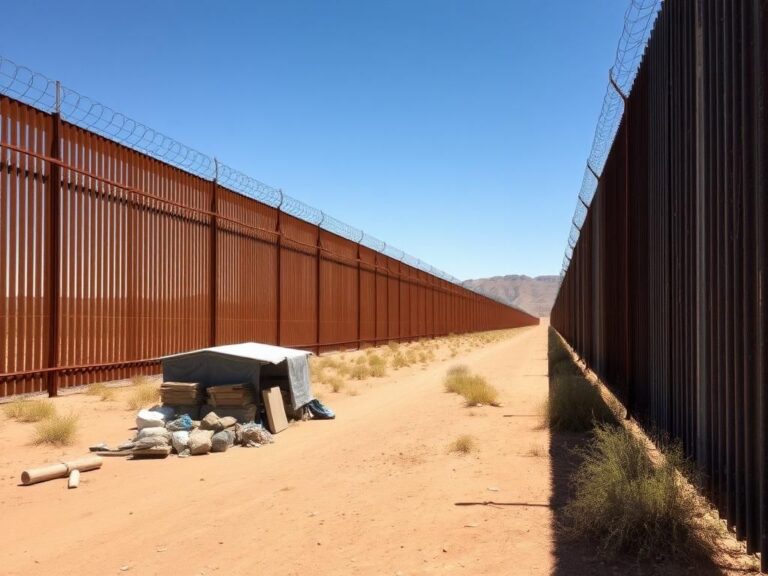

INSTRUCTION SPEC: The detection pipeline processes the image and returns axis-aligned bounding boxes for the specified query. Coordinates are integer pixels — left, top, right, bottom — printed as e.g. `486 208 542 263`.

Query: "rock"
200 412 222 432
188 429 214 455
218 416 237 429
211 429 235 453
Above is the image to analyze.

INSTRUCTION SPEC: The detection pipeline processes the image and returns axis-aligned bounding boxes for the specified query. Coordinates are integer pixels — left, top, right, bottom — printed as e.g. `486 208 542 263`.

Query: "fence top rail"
0 53 514 308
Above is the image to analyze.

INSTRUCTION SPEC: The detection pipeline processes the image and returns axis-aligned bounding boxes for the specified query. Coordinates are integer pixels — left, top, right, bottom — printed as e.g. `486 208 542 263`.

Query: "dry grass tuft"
546 374 616 432
444 366 500 407
4 399 56 422
546 328 616 431
125 376 160 411
326 375 345 393
85 382 115 401
350 364 370 380
562 424 718 561
391 352 409 369
33 412 79 446
448 434 478 455
368 354 387 377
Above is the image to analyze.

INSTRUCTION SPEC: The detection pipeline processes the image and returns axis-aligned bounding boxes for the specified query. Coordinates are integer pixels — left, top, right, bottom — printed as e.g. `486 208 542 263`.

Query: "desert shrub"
318 357 340 371
460 376 500 406
387 341 400 353
368 354 387 377
562 424 714 560
325 375 345 393
126 376 160 410
350 364 370 380
405 349 419 364
355 356 367 365
33 412 79 446
391 352 409 369
3 399 56 422
448 434 478 455
547 374 616 432
85 382 115 401
444 366 500 407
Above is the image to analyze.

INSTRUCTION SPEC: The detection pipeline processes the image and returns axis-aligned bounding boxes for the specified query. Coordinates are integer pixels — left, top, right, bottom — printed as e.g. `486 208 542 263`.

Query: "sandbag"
133 435 170 450
136 408 167 430
211 429 236 453
188 429 214 455
136 427 171 441
171 431 190 454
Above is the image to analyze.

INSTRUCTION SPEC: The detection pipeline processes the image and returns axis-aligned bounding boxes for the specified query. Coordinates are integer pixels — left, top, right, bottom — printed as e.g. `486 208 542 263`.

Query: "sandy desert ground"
0 324 558 576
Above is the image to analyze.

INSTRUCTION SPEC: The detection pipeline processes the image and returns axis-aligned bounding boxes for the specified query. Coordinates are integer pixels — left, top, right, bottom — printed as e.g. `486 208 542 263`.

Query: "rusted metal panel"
0 92 539 397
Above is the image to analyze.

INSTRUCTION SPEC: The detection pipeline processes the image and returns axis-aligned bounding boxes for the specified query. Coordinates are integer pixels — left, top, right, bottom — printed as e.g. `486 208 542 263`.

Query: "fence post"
357 231 363 350
694 0 709 473
610 71 632 419
275 190 283 346
373 250 378 345
209 158 218 347
46 81 62 397
315 214 324 355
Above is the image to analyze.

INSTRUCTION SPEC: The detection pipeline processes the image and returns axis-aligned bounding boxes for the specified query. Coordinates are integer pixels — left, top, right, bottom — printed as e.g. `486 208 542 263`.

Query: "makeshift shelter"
160 343 314 411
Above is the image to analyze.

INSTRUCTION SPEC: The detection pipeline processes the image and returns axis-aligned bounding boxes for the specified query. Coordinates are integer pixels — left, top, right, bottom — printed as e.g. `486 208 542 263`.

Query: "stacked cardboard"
207 384 256 407
160 382 203 405
201 383 258 423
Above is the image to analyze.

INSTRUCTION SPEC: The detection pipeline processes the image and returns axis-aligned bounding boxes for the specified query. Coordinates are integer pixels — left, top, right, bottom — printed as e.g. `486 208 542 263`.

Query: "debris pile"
110 403 276 459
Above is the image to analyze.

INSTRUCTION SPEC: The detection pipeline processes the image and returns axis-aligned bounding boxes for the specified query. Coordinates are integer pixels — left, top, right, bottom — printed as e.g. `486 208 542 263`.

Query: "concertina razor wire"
0 54 482 298
561 0 663 278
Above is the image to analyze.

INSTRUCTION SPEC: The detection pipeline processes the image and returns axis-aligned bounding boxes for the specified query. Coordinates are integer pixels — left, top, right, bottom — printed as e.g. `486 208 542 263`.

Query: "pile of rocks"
127 407 273 459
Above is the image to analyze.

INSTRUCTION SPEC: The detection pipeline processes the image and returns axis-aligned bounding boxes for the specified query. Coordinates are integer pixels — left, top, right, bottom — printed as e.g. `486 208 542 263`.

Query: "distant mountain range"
463 274 560 318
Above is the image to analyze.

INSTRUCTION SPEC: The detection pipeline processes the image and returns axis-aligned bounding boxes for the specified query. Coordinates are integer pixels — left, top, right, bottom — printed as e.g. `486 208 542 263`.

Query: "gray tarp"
161 342 314 411
286 355 313 410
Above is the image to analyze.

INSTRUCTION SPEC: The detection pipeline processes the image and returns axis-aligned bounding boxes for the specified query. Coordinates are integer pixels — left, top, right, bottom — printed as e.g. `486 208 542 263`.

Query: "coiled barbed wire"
562 0 662 276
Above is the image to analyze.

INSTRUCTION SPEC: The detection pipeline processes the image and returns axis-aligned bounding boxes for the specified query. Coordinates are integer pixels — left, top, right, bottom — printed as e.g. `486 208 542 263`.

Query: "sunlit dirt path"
0 323 553 576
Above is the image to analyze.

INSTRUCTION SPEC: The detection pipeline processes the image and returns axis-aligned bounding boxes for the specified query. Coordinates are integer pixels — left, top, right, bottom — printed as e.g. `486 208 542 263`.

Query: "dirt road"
0 324 552 576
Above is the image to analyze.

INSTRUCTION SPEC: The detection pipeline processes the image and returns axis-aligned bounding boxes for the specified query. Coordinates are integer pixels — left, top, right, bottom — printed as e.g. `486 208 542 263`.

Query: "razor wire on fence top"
0 53 490 300
562 0 662 277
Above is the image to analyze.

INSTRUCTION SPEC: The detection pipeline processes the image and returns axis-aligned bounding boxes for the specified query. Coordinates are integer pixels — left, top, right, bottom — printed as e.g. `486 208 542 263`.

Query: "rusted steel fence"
552 0 768 566
0 82 538 400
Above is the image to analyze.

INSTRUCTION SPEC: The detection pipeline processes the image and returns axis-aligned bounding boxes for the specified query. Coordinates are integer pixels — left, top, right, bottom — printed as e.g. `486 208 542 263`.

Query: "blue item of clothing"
306 399 335 420
166 414 194 431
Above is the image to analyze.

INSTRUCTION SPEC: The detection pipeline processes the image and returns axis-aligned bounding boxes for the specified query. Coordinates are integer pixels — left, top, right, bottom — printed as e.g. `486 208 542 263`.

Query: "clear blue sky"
1 0 626 280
